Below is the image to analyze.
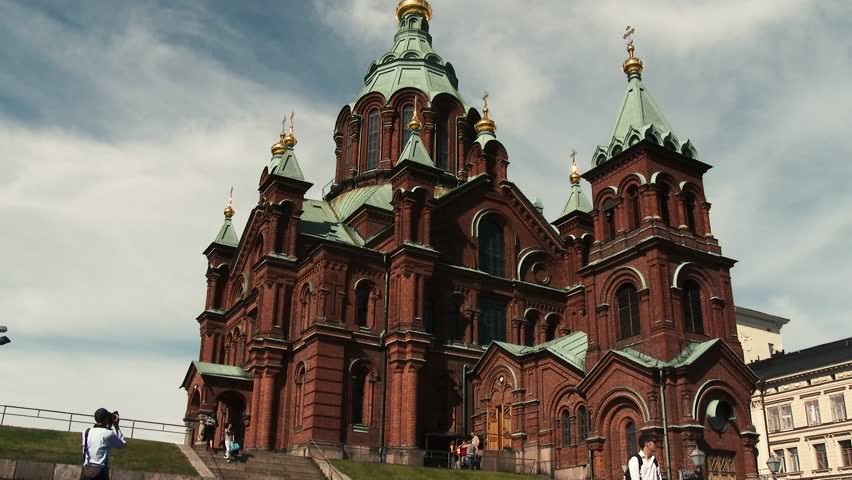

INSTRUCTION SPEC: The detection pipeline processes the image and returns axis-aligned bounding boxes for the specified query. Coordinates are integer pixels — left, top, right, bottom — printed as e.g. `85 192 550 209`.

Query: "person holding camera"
81 408 127 480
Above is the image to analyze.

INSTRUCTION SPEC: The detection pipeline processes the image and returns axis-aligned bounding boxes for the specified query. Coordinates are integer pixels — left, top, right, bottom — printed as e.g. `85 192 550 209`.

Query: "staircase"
194 448 327 480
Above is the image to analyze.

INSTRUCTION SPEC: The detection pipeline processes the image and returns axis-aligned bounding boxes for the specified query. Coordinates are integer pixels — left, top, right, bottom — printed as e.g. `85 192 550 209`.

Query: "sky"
1 0 851 426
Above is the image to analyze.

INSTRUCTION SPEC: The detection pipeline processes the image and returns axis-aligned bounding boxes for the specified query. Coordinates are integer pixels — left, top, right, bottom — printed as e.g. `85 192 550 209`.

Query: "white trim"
671 262 694 288
470 208 501 237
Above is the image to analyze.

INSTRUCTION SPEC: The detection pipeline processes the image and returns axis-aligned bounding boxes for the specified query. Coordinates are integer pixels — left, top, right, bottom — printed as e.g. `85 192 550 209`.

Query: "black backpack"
623 453 660 480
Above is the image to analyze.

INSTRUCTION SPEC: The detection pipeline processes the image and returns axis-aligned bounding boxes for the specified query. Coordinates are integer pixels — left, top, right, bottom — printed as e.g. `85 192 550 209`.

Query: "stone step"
192 448 326 480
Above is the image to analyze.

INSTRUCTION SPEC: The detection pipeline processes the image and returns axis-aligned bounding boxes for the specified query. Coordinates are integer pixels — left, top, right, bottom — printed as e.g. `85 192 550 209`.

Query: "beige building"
736 306 789 364
750 338 852 479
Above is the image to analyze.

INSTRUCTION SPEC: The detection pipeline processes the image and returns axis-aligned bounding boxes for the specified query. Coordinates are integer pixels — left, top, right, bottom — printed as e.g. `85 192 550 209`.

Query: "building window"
768 404 794 432
435 115 449 170
773 449 786 473
805 399 822 426
627 186 642 230
578 406 590 441
626 421 638 457
814 443 829 470
545 317 557 342
683 192 697 233
351 365 369 426
788 447 800 472
295 365 306 428
355 282 370 328
401 104 414 147
478 218 504 277
657 184 671 226
366 109 380 170
603 199 617 241
478 297 507 346
831 394 847 422
682 280 704 334
561 410 572 447
446 303 460 342
524 313 537 347
840 440 852 467
616 284 641 339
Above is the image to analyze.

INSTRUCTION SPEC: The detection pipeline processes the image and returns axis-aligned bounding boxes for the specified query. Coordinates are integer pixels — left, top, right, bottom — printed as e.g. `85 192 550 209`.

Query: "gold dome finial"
569 149 581 184
396 0 432 21
408 97 422 131
283 111 298 147
271 115 287 155
474 92 497 135
622 25 644 76
224 186 235 219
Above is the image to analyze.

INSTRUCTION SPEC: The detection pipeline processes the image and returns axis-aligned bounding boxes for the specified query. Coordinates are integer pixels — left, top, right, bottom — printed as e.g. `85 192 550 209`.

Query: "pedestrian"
202 416 217 452
458 439 469 469
625 432 662 480
224 423 237 462
80 408 127 480
471 432 482 470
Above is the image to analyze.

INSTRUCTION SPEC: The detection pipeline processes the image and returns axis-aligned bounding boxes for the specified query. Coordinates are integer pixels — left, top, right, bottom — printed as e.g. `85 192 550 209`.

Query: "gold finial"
396 0 432 21
569 149 581 184
283 111 297 147
474 92 497 135
224 186 235 219
622 25 644 76
408 97 422 131
271 116 287 155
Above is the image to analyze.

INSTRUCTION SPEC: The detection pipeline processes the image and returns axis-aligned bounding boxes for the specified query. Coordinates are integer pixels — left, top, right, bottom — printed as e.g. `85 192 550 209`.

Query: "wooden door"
706 452 736 480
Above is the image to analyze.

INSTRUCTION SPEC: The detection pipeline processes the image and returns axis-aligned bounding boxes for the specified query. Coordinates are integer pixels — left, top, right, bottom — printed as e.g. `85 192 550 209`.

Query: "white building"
736 306 789 364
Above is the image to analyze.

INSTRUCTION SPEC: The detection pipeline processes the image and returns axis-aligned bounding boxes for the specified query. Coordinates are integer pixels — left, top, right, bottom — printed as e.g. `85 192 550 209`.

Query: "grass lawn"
331 459 545 480
0 426 197 476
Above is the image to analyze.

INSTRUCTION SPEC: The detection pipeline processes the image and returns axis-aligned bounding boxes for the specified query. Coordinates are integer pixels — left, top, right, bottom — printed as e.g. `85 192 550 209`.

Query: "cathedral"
181 1 761 478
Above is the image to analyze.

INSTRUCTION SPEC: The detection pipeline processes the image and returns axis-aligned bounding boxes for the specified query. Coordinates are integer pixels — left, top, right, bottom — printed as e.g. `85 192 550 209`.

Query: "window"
355 283 370 328
773 449 786 473
788 447 800 472
657 184 671 226
616 284 641 339
768 404 794 432
435 115 449 170
366 110 380 170
683 192 697 233
478 218 504 276
767 406 780 433
351 366 368 425
446 303 460 342
603 199 617 241
626 422 638 457
401 104 414 146
295 365 306 428
578 406 590 441
682 280 704 334
545 318 557 342
627 186 642 230
478 297 507 346
840 440 852 467
561 410 572 446
831 394 847 422
806 399 822 426
524 314 537 347
814 443 828 470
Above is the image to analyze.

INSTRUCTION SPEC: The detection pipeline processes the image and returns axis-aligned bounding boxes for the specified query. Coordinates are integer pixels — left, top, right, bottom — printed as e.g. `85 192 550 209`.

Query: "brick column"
401 362 423 447
247 373 262 448
380 107 395 169
700 201 713 237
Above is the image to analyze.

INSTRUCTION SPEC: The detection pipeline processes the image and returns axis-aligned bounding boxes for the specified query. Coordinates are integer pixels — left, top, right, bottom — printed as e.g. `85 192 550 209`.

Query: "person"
458 439 469 469
80 408 127 480
470 433 481 470
202 416 217 452
626 432 662 480
449 441 457 469
224 423 237 462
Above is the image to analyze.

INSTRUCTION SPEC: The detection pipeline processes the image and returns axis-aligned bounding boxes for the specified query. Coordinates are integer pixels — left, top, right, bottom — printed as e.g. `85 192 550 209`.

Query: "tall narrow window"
351 366 368 425
682 280 704 334
658 184 671 226
773 450 786 473
814 443 828 470
831 394 847 422
478 297 507 346
366 110 380 170
839 440 852 467
767 406 781 433
524 313 537 347
788 448 800 472
355 282 370 328
446 303 460 342
603 199 617 241
295 365 306 428
561 410 572 446
683 192 697 233
436 115 449 170
779 404 794 430
625 422 638 456
478 218 504 277
578 406 589 441
545 318 557 342
806 399 822 426
401 104 414 146
616 284 641 339
628 186 642 230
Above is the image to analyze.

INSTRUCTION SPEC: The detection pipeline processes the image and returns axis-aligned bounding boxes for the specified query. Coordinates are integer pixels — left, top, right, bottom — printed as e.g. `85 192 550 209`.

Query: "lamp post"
683 448 705 480
766 454 782 480
0 325 9 346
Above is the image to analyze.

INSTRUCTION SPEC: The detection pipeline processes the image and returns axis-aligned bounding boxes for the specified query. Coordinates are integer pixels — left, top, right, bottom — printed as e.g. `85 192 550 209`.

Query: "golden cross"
570 148 577 166
289 111 295 133
623 25 636 46
280 115 287 134
482 92 490 110
228 186 234 207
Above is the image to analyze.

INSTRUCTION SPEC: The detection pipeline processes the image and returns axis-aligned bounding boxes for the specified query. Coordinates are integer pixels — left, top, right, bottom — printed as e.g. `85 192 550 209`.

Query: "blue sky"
1 0 851 424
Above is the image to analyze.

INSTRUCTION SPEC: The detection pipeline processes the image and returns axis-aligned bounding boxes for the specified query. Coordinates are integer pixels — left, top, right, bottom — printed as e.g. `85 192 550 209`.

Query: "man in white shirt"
81 408 127 479
627 432 662 480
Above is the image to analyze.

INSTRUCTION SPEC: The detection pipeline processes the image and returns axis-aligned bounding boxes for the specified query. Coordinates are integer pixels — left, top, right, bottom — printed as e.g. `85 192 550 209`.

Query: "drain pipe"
659 368 672 480
760 379 772 465
378 252 390 464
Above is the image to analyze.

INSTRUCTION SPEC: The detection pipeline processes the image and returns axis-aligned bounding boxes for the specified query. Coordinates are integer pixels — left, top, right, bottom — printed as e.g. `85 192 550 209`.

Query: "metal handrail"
308 439 347 480
0 404 189 443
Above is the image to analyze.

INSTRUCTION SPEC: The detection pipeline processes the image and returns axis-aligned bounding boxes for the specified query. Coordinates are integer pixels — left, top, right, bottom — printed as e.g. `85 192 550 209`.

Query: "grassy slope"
0 426 196 476
331 459 545 480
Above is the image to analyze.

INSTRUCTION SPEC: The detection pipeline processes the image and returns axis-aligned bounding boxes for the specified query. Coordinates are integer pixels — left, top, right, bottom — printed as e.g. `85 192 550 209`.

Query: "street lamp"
679 448 706 480
766 454 782 480
0 325 9 346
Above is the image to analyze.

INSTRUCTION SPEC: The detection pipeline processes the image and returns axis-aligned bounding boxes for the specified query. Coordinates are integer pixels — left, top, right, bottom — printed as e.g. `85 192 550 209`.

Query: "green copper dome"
356 8 463 103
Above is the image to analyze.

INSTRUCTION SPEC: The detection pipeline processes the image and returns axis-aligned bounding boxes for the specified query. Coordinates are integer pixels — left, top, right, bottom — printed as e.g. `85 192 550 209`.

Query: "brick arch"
485 364 518 392
599 266 648 305
470 209 504 237
617 172 648 193
691 379 747 426
671 262 717 297
594 186 619 210
352 91 388 116
517 248 547 280
678 180 706 202
594 387 650 434
649 171 676 187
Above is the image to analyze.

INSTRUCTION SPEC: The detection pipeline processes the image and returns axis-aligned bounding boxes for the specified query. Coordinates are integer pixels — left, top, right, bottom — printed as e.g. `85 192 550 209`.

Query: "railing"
308 439 347 480
0 405 189 444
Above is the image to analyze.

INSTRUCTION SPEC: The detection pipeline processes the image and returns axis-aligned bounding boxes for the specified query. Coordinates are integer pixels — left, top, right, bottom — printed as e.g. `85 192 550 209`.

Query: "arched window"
295 365 306 428
603 199 617 241
561 410 572 446
355 282 371 328
446 302 460 342
524 313 537 347
366 110 380 170
625 421 638 456
617 284 641 339
683 192 697 234
682 280 704 334
351 365 369 425
627 186 641 230
435 115 449 170
401 104 414 147
545 317 558 342
300 285 312 332
578 406 589 441
657 183 671 226
478 297 507 346
478 218 504 277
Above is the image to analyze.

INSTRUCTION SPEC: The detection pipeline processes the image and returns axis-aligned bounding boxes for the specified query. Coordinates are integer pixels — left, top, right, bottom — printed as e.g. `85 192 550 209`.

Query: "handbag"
81 428 106 479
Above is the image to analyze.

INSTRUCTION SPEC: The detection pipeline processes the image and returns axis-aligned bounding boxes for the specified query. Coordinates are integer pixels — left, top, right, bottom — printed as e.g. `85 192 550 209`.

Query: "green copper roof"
269 146 305 181
299 199 364 246
398 128 434 167
612 339 720 369
593 72 698 165
212 217 239 247
330 184 393 221
561 182 592 216
494 331 588 373
356 10 463 104
193 361 251 381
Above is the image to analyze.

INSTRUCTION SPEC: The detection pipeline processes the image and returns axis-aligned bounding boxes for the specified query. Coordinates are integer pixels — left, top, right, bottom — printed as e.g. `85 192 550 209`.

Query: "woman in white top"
224 424 236 462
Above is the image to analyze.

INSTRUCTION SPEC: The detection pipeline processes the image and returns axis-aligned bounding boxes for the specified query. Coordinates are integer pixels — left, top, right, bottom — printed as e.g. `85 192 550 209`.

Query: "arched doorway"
217 391 247 448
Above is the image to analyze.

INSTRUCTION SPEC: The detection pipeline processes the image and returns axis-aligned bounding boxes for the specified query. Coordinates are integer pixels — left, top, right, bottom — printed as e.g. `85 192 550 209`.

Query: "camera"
110 411 120 426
